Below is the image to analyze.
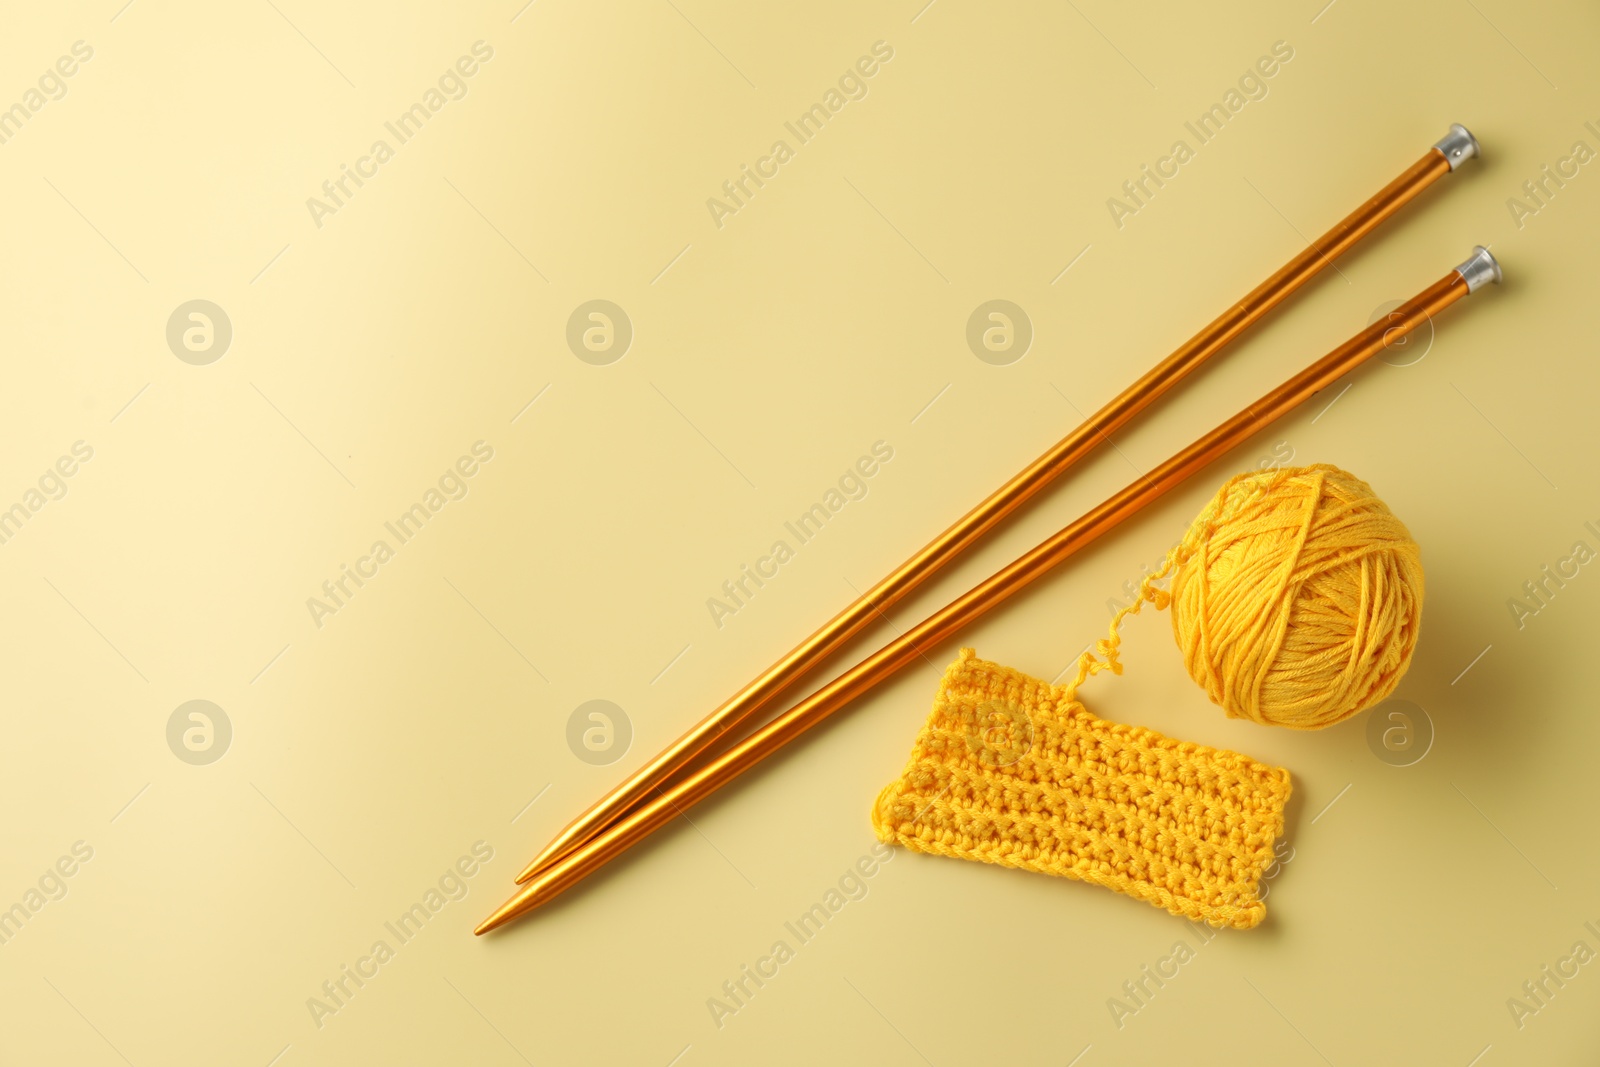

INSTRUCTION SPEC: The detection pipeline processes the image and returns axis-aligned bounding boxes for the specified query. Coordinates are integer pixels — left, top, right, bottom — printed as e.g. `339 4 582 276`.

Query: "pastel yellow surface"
1 1 1597 1064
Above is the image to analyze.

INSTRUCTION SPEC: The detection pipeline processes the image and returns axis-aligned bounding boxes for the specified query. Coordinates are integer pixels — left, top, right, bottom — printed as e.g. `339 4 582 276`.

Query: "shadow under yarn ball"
1168 464 1424 730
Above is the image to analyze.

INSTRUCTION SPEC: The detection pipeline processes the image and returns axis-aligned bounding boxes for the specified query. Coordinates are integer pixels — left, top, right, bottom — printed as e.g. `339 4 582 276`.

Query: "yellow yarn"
871 649 1291 929
1072 463 1424 730
870 463 1420 926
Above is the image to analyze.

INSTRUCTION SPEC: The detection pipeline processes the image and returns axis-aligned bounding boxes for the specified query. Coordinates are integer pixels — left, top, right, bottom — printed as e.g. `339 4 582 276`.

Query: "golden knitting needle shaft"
515 125 1481 885
477 247 1501 934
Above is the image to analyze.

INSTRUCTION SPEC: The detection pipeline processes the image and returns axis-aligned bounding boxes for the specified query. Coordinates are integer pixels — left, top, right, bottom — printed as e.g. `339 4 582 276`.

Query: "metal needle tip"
516 846 564 883
518 821 589 883
474 882 543 935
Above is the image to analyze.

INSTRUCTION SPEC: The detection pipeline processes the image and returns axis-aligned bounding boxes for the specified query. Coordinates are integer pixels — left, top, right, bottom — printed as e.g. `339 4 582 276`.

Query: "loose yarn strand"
1065 464 1421 730
1064 467 1290 700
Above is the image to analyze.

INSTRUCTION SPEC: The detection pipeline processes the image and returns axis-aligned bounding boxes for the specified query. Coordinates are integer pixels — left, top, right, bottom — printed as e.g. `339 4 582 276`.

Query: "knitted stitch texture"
871 649 1291 929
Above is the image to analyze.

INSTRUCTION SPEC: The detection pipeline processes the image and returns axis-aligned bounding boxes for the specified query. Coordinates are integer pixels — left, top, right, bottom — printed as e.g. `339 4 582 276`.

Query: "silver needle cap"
1434 124 1480 170
1455 246 1502 293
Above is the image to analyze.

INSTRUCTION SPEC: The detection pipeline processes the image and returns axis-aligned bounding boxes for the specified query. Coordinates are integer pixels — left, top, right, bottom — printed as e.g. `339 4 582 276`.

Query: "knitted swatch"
871 649 1291 929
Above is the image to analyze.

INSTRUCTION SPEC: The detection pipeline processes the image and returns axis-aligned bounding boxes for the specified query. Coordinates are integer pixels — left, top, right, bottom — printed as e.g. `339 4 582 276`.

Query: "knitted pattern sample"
871 648 1291 929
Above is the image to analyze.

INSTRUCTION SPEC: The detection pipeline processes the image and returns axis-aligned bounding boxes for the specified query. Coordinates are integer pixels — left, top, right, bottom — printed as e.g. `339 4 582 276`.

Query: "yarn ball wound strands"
1068 464 1424 730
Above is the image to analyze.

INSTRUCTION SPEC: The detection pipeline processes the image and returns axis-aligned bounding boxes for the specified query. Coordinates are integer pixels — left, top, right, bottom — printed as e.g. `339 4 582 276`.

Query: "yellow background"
2 1 1596 1064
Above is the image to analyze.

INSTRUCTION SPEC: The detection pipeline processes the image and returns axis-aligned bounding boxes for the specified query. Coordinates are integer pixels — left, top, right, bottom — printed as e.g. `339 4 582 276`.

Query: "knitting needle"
477 247 1502 933
515 125 1481 885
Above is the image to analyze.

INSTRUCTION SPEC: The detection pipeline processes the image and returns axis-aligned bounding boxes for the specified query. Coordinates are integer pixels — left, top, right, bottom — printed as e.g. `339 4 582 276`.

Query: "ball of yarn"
1168 464 1423 730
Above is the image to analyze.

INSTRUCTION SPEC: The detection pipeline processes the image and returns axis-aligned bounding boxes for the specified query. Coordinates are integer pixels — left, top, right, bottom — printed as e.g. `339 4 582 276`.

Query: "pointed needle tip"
474 908 512 936
516 844 565 883
474 882 544 936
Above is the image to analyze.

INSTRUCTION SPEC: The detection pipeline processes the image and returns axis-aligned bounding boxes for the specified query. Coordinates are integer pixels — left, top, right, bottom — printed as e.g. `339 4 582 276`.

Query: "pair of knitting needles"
478 124 1497 935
